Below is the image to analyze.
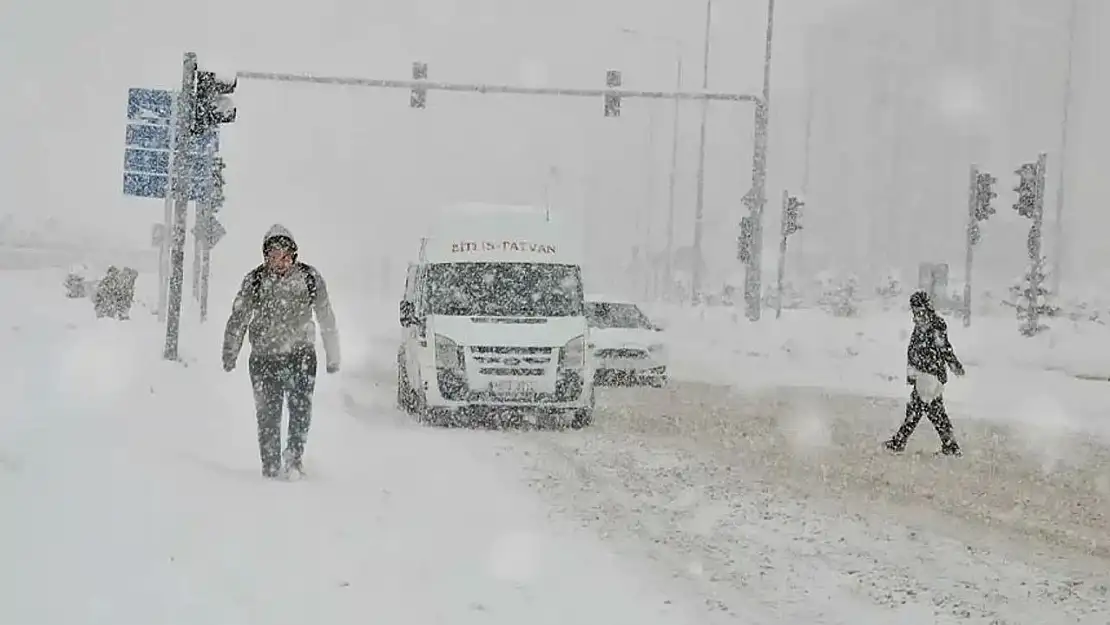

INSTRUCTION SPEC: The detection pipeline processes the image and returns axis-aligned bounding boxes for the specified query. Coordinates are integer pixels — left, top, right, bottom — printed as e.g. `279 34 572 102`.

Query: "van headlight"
559 335 586 369
434 335 463 370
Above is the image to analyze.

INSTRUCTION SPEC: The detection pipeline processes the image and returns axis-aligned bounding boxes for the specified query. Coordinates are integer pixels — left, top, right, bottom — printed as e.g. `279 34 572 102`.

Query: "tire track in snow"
505 383 1110 624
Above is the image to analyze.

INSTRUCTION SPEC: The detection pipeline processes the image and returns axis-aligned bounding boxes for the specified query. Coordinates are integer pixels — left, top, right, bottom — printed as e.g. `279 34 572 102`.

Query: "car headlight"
560 335 586 369
434 334 463 369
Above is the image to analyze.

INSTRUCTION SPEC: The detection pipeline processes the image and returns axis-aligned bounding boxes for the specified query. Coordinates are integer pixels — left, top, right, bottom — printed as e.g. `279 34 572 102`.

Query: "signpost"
122 56 236 359
124 88 174 321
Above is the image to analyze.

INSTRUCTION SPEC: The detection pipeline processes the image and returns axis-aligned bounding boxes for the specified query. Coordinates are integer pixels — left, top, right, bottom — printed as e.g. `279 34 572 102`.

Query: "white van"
396 203 595 428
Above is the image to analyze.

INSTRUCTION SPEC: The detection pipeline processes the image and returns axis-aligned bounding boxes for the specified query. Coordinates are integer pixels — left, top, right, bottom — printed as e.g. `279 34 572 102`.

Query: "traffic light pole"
1026 152 1049 336
774 189 788 319
963 164 978 328
235 68 767 313
199 208 212 323
164 52 197 361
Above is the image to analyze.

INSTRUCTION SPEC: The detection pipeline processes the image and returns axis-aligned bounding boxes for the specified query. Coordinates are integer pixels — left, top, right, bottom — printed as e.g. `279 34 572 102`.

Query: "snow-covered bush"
815 271 861 317
763 280 804 310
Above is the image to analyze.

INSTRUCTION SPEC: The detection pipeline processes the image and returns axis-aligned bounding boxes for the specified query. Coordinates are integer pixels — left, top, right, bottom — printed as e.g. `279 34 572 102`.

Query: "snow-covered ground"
4 269 1110 624
0 269 708 625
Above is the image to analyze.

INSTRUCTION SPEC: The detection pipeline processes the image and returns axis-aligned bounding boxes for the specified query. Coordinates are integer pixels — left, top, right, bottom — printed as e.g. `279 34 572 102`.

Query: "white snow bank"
648 304 1110 439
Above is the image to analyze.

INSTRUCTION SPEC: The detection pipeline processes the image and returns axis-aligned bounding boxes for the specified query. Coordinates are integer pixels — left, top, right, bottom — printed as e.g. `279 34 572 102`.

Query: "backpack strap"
248 264 317 306
297 262 317 303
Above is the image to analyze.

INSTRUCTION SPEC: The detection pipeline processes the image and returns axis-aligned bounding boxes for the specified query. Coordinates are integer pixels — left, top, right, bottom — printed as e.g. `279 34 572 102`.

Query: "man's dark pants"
248 345 318 476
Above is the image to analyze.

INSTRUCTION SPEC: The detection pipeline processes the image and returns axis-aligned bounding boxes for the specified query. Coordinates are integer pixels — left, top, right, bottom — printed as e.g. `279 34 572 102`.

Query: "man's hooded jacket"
222 224 340 369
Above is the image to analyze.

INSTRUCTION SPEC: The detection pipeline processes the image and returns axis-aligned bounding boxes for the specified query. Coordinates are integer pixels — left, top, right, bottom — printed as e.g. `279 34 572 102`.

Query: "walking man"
883 290 965 456
223 225 341 479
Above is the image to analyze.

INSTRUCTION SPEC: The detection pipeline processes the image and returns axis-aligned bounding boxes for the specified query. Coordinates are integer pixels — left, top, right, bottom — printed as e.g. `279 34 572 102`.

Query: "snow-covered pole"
1026 152 1049 335
163 52 197 361
775 189 802 319
963 164 978 327
156 92 178 324
1011 152 1048 336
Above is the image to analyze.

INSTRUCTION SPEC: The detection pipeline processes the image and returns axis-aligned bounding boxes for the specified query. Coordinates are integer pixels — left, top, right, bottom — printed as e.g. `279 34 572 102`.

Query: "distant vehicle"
585 295 668 388
396 202 595 429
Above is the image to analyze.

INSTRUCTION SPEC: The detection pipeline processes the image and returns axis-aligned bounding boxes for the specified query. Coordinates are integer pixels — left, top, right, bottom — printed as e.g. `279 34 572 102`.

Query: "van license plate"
491 380 534 395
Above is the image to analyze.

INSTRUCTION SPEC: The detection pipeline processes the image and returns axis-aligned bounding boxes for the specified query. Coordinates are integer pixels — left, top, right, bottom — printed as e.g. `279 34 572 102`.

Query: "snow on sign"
451 240 557 254
123 87 219 202
123 88 174 199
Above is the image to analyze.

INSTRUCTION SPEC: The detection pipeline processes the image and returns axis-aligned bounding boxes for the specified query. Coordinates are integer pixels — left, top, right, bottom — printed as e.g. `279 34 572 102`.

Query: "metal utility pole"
198 204 213 322
797 59 814 279
1052 0 1078 295
963 164 978 327
191 217 202 299
690 0 713 304
665 56 683 298
743 0 777 321
1027 152 1049 335
617 27 684 299
156 94 178 324
198 133 219 323
775 190 789 319
164 52 197 361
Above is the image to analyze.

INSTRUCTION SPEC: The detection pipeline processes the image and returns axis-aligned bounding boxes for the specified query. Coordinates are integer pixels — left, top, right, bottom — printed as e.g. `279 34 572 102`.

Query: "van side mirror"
399 300 416 327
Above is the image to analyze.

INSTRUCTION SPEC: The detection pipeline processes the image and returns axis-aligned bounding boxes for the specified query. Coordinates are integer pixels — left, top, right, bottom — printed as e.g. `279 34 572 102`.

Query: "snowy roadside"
647 304 1110 440
0 272 716 625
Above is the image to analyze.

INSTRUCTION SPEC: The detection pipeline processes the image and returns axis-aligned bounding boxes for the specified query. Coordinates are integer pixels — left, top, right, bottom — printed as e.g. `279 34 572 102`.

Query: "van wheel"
396 358 419 414
396 361 410 412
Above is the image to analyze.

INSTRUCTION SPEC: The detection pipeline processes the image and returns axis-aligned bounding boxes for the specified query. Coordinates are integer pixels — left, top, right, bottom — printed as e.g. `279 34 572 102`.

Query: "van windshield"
424 262 584 317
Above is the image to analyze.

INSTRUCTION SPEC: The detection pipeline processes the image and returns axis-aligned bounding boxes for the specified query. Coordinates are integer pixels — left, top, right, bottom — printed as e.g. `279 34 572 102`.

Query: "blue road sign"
122 88 221 201
127 88 173 123
123 88 173 199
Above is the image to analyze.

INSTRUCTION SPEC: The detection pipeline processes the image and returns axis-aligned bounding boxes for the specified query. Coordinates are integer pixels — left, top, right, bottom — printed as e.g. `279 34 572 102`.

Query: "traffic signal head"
192 70 237 135
974 172 997 221
738 216 753 262
1012 162 1038 219
784 195 804 236
604 70 622 117
411 61 428 109
211 157 226 208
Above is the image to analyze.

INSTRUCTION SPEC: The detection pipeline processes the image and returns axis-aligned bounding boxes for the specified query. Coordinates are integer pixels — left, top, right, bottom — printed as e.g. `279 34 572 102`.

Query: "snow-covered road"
4 270 1110 624
501 383 1110 624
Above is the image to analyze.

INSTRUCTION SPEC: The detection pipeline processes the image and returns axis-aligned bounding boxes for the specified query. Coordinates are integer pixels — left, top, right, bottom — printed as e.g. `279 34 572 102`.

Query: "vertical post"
191 220 201 299
963 164 978 327
797 58 814 281
1052 0 1078 295
775 189 788 319
199 238 211 323
690 0 713 304
156 92 178 323
164 52 197 362
664 56 683 301
1028 152 1048 333
158 186 172 322
745 0 776 322
199 129 219 323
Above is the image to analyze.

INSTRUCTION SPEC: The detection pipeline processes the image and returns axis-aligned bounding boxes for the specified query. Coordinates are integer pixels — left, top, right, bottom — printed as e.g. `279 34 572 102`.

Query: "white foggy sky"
3 0 862 293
